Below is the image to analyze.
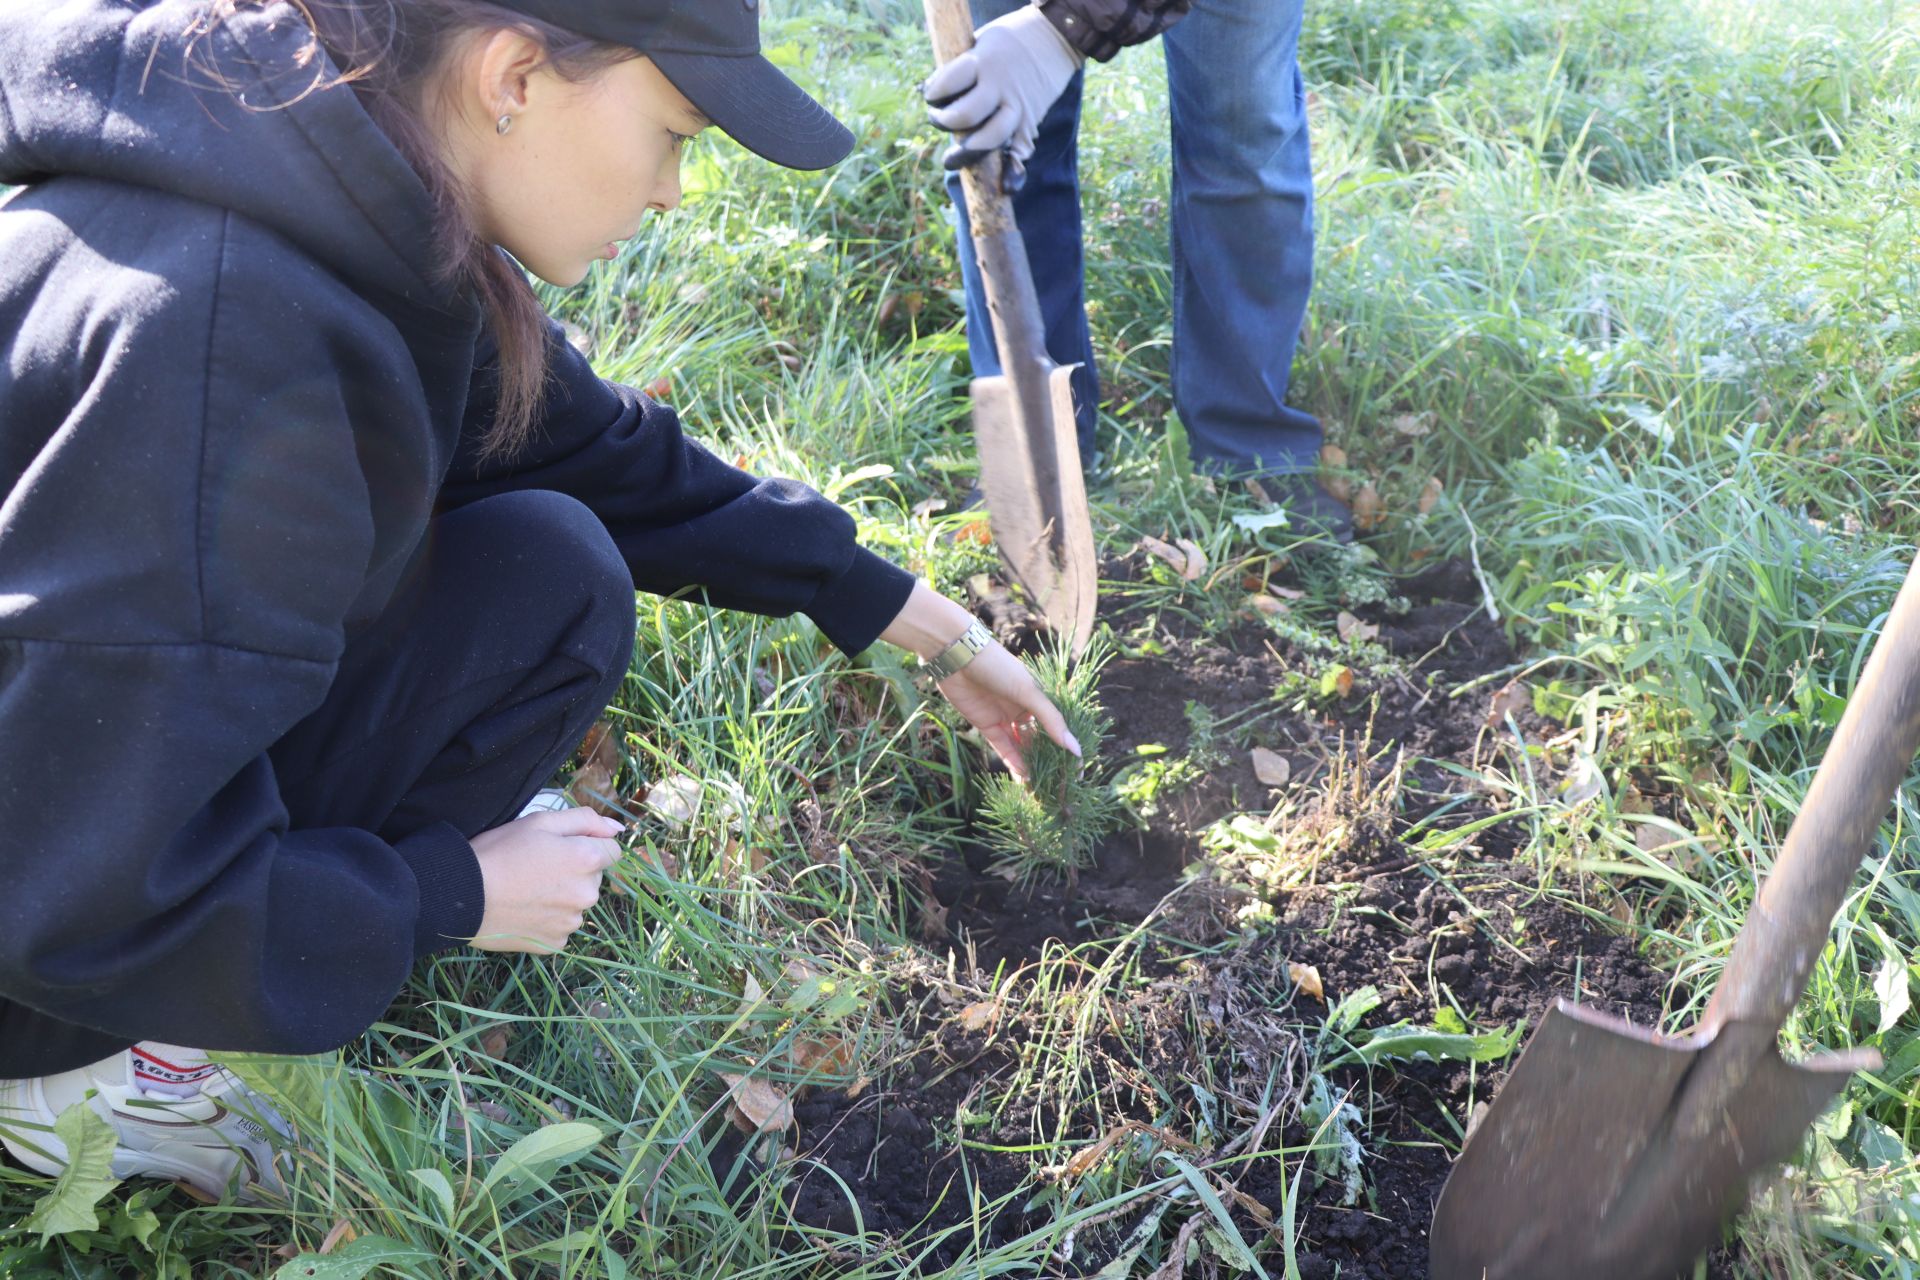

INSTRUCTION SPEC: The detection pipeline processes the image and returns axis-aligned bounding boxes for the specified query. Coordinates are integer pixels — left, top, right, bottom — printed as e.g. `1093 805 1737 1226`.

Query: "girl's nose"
649 157 683 213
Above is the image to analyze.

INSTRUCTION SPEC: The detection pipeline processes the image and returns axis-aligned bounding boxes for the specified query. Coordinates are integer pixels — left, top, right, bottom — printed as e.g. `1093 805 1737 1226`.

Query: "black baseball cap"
497 0 854 170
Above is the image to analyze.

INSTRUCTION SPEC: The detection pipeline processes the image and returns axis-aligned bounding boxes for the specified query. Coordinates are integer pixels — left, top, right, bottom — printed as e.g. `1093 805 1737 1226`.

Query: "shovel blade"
971 365 1097 654
1430 1000 1870 1280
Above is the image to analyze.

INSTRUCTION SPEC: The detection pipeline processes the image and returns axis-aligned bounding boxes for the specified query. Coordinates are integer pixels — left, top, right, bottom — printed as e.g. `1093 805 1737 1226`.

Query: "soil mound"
780 560 1718 1277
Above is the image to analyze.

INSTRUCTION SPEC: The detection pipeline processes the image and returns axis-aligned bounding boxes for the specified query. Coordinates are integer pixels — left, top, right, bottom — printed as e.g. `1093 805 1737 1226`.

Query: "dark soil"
780 557 1727 1278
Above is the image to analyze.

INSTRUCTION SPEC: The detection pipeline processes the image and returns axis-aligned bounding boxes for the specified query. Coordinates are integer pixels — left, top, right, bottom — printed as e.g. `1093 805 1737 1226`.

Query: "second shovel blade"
971 367 1096 654
1429 1000 1869 1280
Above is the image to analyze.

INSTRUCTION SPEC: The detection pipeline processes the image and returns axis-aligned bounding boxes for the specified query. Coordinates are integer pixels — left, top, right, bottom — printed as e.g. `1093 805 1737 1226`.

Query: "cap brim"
650 51 853 172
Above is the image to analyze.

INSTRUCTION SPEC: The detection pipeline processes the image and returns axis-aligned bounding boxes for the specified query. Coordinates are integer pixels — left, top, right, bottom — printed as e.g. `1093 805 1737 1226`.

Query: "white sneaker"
0 1044 290 1204
518 788 574 817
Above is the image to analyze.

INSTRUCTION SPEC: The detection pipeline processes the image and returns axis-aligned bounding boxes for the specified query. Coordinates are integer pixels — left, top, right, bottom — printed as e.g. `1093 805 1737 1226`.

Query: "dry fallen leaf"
911 496 949 519
1485 679 1531 725
1246 593 1290 617
1418 476 1444 516
1390 411 1434 437
784 956 823 985
1139 534 1204 581
721 1072 794 1133
1559 754 1606 807
643 774 701 826
318 1219 358 1256
1289 962 1325 1002
1635 822 1686 855
1251 748 1292 787
1173 537 1208 581
791 1034 855 1077
1336 611 1380 643
1270 585 1306 601
1046 1125 1129 1181
722 833 769 882
642 376 672 402
959 1000 1001 1032
1320 445 1352 503
566 721 621 816
477 1025 511 1061
1352 482 1385 532
919 893 950 942
955 518 994 547
1331 666 1356 698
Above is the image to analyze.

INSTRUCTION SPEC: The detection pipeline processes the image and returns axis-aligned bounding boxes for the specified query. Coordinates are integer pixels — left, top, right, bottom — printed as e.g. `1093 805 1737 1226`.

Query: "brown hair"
202 1 634 458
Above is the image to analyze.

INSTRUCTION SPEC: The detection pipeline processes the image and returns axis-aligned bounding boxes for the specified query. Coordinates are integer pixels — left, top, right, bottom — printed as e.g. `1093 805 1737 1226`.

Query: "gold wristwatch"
922 620 995 680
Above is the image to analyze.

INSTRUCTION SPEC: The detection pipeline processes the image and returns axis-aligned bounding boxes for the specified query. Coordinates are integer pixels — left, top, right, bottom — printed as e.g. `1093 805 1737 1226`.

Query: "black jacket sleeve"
1036 0 1191 61
439 320 916 657
0 204 484 1056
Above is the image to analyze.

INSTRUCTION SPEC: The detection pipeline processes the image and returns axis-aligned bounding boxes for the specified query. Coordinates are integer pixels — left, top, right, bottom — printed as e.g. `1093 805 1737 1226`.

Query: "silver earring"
496 114 514 136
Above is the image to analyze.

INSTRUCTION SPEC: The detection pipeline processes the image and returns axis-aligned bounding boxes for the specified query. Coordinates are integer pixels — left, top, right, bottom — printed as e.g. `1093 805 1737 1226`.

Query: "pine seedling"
978 636 1118 878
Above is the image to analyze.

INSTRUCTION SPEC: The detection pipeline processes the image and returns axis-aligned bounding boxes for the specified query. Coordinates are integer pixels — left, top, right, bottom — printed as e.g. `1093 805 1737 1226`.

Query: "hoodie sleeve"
438 320 916 658
0 202 483 1056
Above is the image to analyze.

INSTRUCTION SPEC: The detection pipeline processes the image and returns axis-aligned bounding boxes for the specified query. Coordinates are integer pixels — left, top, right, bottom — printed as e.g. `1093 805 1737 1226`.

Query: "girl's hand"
935 641 1080 784
879 580 1079 784
468 807 624 953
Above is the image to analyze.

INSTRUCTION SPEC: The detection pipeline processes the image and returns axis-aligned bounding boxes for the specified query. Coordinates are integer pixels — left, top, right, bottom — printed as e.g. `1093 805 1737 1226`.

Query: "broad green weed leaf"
1232 510 1291 534
407 1167 456 1220
24 1104 120 1243
215 1052 337 1123
821 463 893 500
1874 949 1911 1035
1331 1021 1522 1069
475 1121 604 1202
1324 985 1382 1040
1848 1113 1911 1171
512 1229 598 1260
104 1189 162 1251
270 1235 429 1279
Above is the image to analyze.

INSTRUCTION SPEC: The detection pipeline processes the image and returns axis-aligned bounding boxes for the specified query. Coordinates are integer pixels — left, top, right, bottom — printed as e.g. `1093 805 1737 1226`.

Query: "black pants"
3 491 635 1077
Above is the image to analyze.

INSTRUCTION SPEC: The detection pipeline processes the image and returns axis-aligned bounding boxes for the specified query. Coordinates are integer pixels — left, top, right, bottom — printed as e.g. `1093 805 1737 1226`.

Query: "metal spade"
923 0 1098 656
1429 549 1920 1279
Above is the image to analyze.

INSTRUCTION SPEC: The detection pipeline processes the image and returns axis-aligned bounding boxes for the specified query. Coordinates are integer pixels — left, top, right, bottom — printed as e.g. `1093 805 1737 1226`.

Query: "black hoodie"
0 0 915 1057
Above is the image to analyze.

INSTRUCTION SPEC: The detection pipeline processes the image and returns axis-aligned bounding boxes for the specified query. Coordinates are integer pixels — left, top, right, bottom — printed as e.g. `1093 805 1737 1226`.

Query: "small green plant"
978 637 1120 876
1114 751 1203 819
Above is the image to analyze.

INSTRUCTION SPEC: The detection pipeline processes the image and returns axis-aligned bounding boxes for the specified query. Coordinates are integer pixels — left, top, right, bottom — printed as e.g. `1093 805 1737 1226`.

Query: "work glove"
923 5 1084 193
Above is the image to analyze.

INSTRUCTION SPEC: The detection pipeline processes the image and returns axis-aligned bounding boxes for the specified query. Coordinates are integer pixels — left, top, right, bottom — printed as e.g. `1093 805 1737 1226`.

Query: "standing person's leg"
1162 0 1321 479
946 0 1101 460
0 490 635 1196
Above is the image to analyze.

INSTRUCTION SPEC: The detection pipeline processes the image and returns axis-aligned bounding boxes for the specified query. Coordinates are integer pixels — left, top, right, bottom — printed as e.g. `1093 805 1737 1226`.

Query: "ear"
468 27 550 118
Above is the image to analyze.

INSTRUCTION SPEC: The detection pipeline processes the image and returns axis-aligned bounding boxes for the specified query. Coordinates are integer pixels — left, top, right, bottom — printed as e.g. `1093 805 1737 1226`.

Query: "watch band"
923 620 995 680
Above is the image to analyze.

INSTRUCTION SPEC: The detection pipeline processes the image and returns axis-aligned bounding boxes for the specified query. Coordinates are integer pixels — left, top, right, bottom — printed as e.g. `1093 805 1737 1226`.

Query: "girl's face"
448 36 708 287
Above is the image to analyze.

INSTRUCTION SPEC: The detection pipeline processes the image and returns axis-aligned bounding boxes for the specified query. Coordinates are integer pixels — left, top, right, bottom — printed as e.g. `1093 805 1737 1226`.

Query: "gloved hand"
923 5 1084 191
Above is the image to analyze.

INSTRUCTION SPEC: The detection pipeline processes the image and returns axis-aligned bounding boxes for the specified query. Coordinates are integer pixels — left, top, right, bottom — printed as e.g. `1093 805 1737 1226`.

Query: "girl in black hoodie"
0 0 1074 1200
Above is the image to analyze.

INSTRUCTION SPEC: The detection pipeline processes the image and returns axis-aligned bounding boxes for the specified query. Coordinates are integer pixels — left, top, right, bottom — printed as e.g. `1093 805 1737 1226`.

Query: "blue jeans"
948 0 1320 475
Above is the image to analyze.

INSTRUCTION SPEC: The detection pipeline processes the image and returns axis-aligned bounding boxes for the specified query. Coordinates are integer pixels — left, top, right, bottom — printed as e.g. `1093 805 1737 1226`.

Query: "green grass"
7 0 1920 1274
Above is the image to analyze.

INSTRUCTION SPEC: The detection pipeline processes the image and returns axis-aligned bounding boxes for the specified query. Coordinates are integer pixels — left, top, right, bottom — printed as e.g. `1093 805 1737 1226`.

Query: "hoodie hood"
0 0 455 312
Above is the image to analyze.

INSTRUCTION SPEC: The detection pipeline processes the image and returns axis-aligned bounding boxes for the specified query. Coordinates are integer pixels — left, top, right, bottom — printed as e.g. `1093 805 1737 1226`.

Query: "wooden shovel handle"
924 0 1017 236
1707 549 1920 1032
925 0 976 64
